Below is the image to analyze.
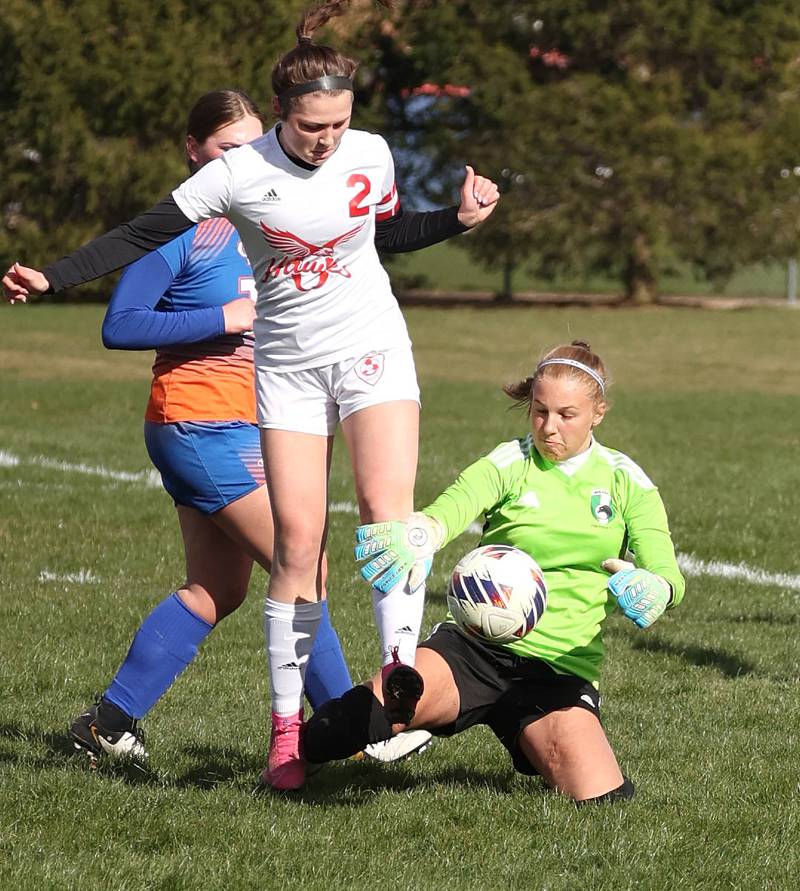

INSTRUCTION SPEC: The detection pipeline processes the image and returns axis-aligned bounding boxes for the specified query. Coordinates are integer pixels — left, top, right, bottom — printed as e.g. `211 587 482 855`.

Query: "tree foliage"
3 1 800 301
376 1 800 301
0 0 382 297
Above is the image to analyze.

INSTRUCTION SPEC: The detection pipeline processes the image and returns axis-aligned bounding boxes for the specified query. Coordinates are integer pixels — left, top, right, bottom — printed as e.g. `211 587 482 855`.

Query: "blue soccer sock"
104 592 213 719
304 600 353 709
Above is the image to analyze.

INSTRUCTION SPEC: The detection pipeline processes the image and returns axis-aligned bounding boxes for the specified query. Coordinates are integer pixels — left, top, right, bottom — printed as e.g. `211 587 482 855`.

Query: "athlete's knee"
575 776 635 805
532 735 571 780
355 476 414 523
273 526 324 576
212 587 248 619
304 685 393 763
179 584 247 624
357 492 413 524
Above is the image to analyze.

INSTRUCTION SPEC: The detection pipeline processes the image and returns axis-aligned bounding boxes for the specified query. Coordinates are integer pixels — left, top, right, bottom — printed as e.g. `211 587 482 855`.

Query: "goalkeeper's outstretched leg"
304 627 634 804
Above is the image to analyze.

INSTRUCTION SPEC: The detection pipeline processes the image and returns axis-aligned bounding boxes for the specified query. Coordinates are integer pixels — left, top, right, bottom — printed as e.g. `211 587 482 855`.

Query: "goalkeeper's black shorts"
418 622 601 775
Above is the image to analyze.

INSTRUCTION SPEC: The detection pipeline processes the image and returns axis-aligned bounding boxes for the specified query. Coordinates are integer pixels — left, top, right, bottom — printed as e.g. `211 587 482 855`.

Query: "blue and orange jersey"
103 219 257 423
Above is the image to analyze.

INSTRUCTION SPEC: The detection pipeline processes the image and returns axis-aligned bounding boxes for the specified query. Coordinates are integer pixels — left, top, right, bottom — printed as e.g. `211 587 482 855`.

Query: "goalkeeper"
304 339 685 804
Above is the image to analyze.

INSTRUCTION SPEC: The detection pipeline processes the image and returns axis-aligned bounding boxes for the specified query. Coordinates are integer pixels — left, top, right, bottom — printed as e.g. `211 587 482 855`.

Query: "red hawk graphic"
260 221 366 290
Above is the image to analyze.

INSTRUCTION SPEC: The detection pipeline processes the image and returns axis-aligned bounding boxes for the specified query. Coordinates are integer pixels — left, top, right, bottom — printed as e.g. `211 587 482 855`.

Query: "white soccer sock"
372 577 426 666
264 597 323 717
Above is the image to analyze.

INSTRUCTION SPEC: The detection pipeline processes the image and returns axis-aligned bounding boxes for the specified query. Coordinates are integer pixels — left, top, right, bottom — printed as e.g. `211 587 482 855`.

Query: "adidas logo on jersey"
262 188 281 203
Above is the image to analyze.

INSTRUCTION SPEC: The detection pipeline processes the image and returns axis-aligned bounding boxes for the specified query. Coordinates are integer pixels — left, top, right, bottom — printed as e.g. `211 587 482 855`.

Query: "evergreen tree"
4 1 800 302
0 0 301 297
377 1 800 302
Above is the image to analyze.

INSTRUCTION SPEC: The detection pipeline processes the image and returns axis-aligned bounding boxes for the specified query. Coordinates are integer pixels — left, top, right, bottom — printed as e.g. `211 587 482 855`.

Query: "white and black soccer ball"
446 544 547 644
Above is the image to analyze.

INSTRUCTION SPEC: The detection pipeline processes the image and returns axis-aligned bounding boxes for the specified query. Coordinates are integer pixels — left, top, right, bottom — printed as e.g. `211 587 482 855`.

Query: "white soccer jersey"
172 126 410 371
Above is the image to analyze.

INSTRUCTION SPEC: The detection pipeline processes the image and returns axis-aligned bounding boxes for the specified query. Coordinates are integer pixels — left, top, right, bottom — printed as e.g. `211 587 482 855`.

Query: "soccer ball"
446 544 547 644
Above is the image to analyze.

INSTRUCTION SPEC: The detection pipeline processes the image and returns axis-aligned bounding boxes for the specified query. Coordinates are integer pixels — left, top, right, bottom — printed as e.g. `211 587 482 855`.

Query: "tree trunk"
496 256 514 302
623 231 658 304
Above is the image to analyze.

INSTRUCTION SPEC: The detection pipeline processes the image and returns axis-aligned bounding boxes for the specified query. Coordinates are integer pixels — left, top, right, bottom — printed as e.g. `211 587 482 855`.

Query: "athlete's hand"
602 558 672 629
222 297 256 334
355 512 444 594
457 165 500 228
2 263 50 304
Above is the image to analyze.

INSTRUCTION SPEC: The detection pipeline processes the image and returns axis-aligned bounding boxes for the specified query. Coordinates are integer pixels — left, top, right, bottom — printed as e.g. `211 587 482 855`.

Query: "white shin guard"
372 576 426 666
264 597 323 716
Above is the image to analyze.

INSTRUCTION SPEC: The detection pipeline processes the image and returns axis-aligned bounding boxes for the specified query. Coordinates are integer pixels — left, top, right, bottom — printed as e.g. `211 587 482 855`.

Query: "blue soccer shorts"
144 420 265 514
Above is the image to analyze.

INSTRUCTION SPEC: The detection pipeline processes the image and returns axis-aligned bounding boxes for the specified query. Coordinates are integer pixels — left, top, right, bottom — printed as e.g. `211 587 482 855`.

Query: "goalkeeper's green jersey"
422 434 685 686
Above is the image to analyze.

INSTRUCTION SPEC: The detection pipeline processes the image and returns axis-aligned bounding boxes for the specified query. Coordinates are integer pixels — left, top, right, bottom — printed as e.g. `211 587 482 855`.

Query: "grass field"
386 240 796 299
1 303 799 890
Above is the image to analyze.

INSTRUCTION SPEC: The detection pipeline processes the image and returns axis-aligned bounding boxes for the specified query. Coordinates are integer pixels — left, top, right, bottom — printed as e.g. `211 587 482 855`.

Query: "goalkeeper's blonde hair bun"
504 340 610 410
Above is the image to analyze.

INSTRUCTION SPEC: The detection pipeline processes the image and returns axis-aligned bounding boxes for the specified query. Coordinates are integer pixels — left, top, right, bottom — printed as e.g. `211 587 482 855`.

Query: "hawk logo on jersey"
591 489 614 525
260 221 366 291
354 352 384 385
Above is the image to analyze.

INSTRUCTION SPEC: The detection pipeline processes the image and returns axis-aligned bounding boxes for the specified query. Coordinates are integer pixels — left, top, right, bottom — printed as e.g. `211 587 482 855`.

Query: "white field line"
5 451 798 592
677 553 800 592
0 450 161 487
38 569 100 584
329 501 359 514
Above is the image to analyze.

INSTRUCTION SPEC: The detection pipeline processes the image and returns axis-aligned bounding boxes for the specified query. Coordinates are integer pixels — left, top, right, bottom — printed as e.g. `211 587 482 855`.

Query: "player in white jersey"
2 0 500 791
63 89 431 770
305 340 686 803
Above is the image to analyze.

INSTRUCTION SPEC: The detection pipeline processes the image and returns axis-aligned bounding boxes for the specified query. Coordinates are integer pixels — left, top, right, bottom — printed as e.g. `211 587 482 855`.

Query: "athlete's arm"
422 455 509 546
39 154 234 293
43 197 194 293
620 485 685 607
374 163 499 254
354 454 506 595
101 250 225 350
374 205 468 254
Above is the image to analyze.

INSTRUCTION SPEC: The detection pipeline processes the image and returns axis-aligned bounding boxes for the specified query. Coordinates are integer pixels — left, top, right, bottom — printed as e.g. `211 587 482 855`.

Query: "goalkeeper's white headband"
536 358 606 395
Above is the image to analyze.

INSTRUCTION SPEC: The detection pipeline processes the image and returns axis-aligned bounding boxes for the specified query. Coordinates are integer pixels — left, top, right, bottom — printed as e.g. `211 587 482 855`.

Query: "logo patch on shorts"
354 352 384 385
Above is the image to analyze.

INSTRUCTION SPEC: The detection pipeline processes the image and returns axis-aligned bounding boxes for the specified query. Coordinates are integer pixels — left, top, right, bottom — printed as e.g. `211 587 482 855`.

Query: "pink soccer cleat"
260 709 305 791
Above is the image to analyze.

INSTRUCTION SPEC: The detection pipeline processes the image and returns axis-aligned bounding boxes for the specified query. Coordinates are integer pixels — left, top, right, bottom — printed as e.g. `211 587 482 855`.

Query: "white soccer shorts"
255 345 420 435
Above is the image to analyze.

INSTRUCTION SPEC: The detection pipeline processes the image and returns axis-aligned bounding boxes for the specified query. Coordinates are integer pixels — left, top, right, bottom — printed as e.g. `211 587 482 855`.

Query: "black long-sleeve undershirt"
374 206 468 253
43 197 469 293
43 197 194 292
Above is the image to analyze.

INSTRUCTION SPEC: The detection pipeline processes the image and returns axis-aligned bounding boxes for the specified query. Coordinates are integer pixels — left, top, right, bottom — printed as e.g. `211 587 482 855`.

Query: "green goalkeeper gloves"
355 512 444 594
602 558 672 629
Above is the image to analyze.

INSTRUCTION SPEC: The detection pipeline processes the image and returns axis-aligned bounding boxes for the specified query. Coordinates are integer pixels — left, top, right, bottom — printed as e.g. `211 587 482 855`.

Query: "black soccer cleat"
69 700 147 768
381 649 424 726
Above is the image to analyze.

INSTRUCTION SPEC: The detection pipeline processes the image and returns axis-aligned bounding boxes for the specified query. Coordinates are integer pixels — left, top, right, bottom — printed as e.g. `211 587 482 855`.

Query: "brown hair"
504 340 610 411
186 89 262 144
185 90 262 172
272 1 394 116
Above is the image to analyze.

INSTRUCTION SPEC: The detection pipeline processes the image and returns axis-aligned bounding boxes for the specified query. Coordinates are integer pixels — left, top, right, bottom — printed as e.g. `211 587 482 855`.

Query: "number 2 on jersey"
347 174 371 217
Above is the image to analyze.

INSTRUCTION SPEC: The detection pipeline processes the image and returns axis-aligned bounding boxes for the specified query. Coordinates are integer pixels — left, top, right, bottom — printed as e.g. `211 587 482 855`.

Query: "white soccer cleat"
69 701 147 767
363 729 433 763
